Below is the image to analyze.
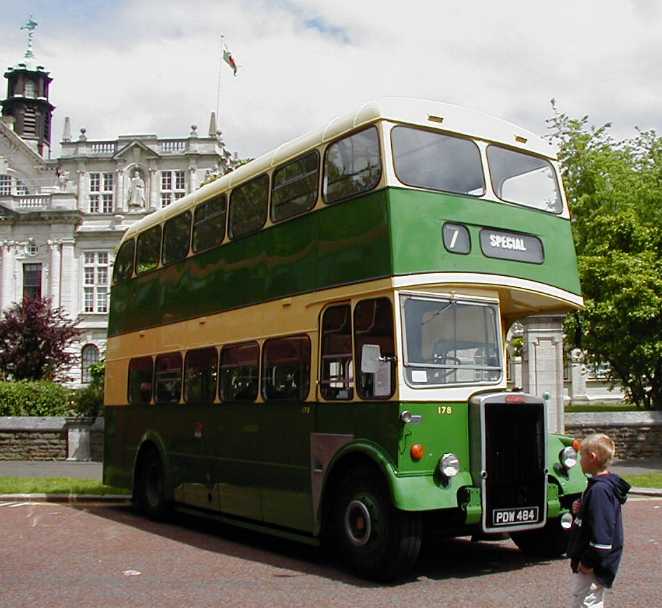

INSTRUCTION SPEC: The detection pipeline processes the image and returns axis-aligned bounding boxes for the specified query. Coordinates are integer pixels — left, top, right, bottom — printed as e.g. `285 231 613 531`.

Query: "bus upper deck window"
162 211 192 265
193 194 227 253
229 175 269 239
391 126 484 196
487 146 562 213
323 127 381 204
113 239 135 283
136 225 162 274
272 151 319 222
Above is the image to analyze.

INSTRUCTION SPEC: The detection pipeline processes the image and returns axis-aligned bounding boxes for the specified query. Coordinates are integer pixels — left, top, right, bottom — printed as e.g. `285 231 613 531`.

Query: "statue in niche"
128 169 146 208
56 166 70 191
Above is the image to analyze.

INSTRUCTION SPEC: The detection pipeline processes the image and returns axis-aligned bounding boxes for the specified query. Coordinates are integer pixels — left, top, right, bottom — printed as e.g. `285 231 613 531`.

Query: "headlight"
559 446 578 469
439 453 460 477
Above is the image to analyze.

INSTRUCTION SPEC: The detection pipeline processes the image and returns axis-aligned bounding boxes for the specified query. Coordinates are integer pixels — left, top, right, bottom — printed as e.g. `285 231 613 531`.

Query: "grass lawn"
620 472 662 489
0 477 128 495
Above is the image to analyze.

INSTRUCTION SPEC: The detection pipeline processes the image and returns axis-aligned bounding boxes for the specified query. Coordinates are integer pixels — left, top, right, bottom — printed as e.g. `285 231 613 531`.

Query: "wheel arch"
317 441 396 536
131 431 172 501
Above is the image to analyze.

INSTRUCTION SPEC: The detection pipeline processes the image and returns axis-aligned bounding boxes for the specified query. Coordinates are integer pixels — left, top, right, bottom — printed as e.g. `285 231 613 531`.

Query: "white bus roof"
123 97 556 240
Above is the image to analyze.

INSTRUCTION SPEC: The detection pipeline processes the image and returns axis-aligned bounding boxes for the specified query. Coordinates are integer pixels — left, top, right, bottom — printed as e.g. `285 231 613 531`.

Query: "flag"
222 42 238 76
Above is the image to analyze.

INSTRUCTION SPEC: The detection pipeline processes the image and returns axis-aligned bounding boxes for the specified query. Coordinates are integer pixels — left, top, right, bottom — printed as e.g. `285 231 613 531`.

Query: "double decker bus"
104 98 586 581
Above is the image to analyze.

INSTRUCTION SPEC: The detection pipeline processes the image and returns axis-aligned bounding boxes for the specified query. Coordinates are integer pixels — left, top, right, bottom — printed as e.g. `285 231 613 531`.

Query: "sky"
1 0 661 160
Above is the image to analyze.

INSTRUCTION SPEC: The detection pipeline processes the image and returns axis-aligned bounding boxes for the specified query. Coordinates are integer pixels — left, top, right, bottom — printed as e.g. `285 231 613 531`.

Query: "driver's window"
354 298 395 399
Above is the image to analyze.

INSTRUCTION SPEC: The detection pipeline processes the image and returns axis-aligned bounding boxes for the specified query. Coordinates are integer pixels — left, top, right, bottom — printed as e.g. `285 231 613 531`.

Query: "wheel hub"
344 499 373 546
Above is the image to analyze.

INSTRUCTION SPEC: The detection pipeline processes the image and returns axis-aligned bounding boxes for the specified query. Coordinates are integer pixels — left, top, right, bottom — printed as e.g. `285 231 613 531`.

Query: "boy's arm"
579 485 617 570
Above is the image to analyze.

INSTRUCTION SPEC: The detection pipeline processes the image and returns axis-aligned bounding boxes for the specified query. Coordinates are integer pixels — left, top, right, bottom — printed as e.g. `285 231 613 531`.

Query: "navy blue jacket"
567 473 630 588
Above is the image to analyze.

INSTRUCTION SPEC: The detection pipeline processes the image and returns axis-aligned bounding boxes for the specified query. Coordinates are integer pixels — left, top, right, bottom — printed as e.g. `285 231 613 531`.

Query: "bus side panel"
394 402 471 477
108 189 393 339
387 188 582 296
314 402 400 469
213 403 263 522
259 400 315 532
103 405 132 490
264 211 319 300
316 190 392 289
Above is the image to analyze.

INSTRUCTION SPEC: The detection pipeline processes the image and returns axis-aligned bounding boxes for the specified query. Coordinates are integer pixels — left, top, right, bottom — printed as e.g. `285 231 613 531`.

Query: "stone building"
0 24 235 385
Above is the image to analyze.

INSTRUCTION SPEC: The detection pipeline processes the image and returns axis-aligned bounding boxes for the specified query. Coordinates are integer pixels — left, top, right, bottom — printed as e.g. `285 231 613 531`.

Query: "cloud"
2 0 661 158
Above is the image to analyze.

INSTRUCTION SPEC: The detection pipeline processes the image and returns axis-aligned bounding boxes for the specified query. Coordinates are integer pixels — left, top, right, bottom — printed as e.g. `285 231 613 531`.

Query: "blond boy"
567 433 630 607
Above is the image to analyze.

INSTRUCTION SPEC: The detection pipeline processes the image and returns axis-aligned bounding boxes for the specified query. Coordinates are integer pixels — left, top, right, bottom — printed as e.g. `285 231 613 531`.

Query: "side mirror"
361 344 381 374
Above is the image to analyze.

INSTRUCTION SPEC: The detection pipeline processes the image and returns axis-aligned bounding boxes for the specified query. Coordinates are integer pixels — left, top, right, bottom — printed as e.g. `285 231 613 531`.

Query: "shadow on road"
76 503 558 586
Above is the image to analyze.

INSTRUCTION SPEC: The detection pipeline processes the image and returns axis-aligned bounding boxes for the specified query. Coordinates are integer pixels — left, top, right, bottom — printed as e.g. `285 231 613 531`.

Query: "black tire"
511 517 569 557
134 447 171 520
331 465 422 582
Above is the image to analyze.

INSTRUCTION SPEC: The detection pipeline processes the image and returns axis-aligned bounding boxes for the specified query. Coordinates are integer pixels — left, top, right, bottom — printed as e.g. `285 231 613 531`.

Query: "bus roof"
122 97 556 241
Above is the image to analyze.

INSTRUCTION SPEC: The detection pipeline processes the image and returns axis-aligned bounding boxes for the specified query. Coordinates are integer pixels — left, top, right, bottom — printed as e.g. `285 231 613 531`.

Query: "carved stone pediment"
112 140 160 161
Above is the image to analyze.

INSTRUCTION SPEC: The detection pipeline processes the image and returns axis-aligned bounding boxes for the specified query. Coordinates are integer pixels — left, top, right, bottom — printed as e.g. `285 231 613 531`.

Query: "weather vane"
20 16 38 60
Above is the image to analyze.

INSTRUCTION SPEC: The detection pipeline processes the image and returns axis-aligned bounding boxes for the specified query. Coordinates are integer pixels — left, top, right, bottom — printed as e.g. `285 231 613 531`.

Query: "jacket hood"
589 473 631 504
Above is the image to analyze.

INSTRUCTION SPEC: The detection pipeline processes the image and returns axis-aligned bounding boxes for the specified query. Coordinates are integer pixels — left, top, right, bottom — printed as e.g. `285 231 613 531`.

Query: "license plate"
492 506 539 526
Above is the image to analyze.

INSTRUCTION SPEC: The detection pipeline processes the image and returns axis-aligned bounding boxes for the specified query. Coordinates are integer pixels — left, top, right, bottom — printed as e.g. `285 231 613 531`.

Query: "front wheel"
511 516 570 557
332 465 422 582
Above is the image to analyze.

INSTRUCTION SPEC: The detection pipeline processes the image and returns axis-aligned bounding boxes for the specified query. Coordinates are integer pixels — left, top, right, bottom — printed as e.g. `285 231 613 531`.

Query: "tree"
547 103 662 408
0 297 80 381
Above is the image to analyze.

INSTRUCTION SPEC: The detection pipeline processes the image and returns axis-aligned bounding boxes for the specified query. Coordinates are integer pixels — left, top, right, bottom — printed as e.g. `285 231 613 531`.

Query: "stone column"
48 240 62 306
569 348 588 403
59 240 76 317
189 165 197 193
66 417 93 461
0 243 16 309
521 314 565 433
115 168 123 212
77 169 87 212
149 168 159 210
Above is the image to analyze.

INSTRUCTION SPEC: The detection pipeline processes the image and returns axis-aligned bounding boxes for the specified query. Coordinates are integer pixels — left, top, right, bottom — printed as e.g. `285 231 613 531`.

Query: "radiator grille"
481 401 546 531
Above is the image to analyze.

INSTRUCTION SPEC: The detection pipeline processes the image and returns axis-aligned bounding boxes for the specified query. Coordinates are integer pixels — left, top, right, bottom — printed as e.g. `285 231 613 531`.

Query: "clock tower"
1 17 55 158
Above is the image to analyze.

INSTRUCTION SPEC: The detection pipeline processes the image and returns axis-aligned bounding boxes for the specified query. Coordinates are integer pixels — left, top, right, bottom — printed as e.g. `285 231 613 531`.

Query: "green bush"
0 380 76 416
71 383 103 418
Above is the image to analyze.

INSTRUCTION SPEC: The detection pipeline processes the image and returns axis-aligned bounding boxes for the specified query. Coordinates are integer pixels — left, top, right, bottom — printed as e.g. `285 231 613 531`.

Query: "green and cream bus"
104 98 586 581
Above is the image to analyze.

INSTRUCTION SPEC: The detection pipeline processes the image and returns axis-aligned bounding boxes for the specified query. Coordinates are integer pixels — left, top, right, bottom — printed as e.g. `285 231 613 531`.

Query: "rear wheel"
134 447 171 520
511 516 569 557
332 465 422 581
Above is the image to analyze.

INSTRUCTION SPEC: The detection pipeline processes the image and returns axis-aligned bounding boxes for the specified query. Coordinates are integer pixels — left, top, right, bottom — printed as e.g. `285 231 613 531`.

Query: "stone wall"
565 412 662 460
1 414 659 462
0 417 104 462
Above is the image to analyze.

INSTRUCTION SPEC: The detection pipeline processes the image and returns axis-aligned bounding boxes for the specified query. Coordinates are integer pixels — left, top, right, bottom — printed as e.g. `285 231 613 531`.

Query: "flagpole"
216 35 224 125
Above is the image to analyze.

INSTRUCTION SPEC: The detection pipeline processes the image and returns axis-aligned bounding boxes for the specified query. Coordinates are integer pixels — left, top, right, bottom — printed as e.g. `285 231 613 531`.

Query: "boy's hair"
580 433 616 468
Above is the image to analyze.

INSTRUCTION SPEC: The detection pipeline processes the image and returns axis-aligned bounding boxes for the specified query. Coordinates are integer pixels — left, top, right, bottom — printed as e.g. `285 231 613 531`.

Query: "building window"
0 176 11 196
83 251 110 313
160 170 186 207
23 263 42 300
89 172 114 214
15 179 28 195
81 344 100 384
